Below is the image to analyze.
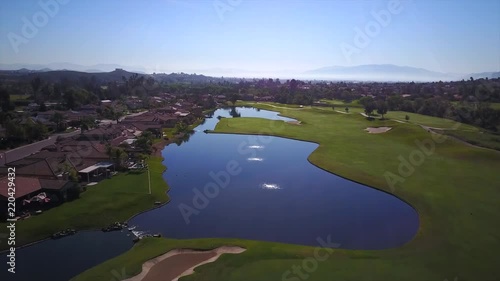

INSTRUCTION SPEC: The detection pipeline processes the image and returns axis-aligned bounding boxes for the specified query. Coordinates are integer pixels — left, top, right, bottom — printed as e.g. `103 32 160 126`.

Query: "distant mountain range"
0 63 148 74
0 63 498 82
469 71 500 80
0 68 239 84
303 64 500 82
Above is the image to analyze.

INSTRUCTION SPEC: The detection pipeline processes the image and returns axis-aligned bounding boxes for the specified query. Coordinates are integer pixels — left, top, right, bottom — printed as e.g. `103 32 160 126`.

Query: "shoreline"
0 154 171 253
207 129 421 220
0 111 207 253
208 116 425 248
70 105 500 281
1 106 415 253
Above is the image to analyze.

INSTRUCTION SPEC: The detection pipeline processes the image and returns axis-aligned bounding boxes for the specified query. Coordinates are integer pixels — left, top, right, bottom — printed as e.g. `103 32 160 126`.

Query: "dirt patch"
365 127 392 134
152 139 169 157
124 246 246 281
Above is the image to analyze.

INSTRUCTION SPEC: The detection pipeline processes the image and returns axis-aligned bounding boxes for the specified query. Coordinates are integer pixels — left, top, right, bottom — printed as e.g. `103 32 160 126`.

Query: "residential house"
39 178 74 203
0 176 42 219
4 152 64 179
77 125 123 141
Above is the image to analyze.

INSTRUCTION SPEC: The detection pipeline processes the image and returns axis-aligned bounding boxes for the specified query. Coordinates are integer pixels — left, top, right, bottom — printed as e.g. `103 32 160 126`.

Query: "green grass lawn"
489 103 500 110
438 129 500 151
9 94 31 101
319 98 363 107
0 157 169 250
152 138 163 144
384 111 479 130
74 104 500 281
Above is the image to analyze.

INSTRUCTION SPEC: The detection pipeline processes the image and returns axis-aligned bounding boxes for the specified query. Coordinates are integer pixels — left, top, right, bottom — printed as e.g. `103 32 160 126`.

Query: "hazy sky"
1 0 499 74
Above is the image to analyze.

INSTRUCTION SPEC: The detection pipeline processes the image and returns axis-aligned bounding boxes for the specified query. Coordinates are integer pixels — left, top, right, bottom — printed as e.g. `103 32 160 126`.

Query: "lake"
0 231 132 281
130 107 419 249
0 107 419 281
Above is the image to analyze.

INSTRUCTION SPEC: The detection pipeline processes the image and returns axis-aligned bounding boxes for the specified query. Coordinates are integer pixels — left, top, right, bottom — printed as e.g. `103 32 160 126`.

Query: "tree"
105 144 113 159
229 93 240 105
359 96 377 117
387 95 403 111
4 119 25 143
39 102 47 112
30 76 42 101
135 133 153 154
102 106 123 123
50 112 66 132
137 153 149 165
364 104 375 117
345 107 349 113
359 96 374 107
80 116 96 132
376 101 388 119
289 79 298 93
112 147 128 168
229 107 241 118
27 122 48 140
405 115 410 121
173 121 188 134
60 162 78 182
331 106 335 111
0 88 13 112
63 89 77 109
360 97 376 117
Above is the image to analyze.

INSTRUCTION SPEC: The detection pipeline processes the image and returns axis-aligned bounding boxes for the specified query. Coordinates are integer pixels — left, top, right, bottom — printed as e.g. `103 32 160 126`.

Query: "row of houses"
0 125 136 219
0 103 203 219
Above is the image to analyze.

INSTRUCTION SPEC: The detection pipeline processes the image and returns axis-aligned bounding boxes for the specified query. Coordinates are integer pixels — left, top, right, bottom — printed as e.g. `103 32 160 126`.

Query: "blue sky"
0 0 499 75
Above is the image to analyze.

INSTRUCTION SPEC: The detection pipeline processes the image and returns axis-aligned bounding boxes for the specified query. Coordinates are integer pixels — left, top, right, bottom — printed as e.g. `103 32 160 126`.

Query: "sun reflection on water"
261 183 281 190
247 157 264 161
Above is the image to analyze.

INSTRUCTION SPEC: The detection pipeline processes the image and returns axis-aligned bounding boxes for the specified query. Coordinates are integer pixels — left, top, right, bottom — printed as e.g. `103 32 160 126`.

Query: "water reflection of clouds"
261 183 281 190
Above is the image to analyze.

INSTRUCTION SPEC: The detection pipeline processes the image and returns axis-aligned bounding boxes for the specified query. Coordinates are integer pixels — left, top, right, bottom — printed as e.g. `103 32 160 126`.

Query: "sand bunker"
365 127 392 134
124 246 246 281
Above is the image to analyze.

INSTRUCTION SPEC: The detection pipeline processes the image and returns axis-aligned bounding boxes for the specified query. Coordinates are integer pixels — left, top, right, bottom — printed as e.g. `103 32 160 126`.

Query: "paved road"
120 110 148 121
0 130 81 166
99 111 149 125
0 111 149 166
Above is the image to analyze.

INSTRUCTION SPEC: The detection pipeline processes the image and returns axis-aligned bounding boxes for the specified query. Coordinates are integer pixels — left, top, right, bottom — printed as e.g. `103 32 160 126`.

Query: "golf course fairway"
73 104 500 281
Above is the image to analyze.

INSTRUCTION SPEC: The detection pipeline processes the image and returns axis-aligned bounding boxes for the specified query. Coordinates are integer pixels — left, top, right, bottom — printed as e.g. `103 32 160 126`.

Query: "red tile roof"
39 179 70 190
0 177 42 199
110 136 128 146
16 160 57 177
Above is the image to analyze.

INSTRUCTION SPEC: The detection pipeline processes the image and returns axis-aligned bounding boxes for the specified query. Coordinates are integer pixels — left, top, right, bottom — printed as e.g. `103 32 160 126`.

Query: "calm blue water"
0 231 133 281
130 107 419 249
0 107 419 281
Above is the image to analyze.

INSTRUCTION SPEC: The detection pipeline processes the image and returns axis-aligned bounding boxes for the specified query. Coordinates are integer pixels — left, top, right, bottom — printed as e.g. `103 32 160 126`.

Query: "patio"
78 161 115 183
